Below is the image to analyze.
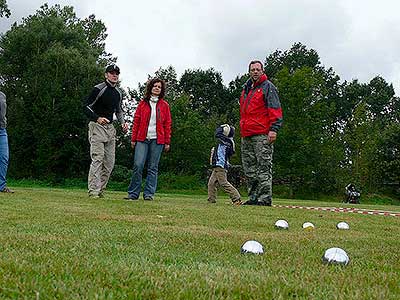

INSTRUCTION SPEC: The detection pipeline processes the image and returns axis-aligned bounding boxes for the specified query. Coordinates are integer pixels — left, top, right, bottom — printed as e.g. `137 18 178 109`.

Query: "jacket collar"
105 79 117 88
245 74 268 92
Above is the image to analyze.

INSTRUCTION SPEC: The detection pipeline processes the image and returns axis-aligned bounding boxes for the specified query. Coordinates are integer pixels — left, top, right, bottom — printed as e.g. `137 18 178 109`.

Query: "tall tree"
265 42 320 79
273 66 340 196
0 4 112 180
373 123 400 193
179 68 234 118
342 77 397 190
263 43 343 196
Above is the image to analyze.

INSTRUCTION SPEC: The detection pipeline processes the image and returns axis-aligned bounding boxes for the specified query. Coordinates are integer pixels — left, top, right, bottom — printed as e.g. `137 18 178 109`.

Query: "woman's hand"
164 144 170 152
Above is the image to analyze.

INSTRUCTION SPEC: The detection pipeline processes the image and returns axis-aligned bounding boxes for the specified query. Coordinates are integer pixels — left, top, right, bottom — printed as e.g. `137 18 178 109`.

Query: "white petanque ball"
302 222 315 230
322 247 350 265
241 240 264 254
336 222 350 230
275 219 289 229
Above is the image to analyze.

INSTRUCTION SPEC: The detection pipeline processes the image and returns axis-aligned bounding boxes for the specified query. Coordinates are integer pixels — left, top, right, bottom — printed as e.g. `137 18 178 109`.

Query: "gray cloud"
1 0 399 94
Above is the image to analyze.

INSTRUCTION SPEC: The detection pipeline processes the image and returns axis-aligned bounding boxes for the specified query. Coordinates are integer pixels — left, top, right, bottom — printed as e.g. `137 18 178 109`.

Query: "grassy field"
0 188 399 299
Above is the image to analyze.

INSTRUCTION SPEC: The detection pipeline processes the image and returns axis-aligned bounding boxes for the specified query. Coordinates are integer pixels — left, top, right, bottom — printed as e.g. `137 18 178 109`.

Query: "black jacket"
210 127 235 170
84 80 124 123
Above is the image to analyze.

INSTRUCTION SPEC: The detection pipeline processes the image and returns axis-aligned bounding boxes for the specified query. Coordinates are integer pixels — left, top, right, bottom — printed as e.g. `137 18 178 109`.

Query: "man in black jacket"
84 65 128 198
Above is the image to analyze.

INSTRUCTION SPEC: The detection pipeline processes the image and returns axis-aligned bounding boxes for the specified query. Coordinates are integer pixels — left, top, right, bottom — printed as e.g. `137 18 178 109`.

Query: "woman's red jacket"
131 99 172 145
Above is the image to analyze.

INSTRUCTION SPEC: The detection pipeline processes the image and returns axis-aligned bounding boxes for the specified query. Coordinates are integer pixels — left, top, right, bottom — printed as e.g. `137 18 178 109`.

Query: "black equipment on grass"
344 183 361 204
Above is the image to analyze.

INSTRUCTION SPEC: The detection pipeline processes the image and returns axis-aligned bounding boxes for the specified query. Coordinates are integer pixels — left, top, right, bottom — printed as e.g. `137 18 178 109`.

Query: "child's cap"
221 124 235 138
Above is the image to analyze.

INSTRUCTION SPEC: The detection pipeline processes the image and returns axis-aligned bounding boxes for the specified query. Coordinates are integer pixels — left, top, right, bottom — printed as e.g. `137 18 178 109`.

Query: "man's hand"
267 131 277 144
164 144 170 152
121 123 129 133
131 141 136 150
97 117 110 125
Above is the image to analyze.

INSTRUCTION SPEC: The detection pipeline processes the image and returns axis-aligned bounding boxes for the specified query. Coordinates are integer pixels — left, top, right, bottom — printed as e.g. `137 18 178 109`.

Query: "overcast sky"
1 0 399 95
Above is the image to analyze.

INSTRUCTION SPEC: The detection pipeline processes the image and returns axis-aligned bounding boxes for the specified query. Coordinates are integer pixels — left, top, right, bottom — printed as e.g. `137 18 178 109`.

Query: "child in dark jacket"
207 124 241 205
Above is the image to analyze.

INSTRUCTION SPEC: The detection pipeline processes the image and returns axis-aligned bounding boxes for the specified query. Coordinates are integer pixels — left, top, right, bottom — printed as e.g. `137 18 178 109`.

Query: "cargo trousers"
241 134 273 205
87 121 116 197
207 166 241 203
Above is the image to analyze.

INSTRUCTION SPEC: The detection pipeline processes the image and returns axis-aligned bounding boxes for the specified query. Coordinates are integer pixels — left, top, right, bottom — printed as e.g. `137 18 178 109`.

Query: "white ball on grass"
275 219 289 229
322 247 350 265
336 222 350 230
241 240 264 254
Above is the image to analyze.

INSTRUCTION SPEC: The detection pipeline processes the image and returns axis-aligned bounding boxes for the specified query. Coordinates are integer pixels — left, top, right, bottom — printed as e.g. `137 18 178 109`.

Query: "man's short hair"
248 60 264 72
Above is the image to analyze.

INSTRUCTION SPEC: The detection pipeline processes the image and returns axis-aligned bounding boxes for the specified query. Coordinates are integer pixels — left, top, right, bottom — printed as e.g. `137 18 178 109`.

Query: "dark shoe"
143 196 153 201
207 199 216 204
242 199 258 205
124 196 138 201
1 187 14 193
232 200 242 206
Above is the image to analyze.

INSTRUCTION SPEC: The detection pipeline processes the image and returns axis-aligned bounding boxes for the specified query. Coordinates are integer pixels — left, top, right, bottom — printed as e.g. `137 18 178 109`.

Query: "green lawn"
0 188 399 299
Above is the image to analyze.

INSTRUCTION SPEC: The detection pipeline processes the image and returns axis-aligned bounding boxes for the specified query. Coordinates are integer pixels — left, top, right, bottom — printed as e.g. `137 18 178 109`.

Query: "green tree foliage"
341 77 398 191
266 43 399 196
374 124 400 188
272 67 340 196
0 0 10 18
265 42 320 79
122 43 398 198
265 44 343 196
1 11 397 200
0 4 111 180
160 94 212 174
179 68 235 119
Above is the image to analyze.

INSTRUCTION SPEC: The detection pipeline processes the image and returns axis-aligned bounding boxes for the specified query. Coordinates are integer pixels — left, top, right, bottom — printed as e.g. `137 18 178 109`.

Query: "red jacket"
239 74 283 137
131 99 172 144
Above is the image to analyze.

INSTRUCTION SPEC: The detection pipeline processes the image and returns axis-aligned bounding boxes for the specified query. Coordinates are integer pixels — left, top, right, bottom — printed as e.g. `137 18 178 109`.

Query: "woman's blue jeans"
0 128 9 191
127 139 164 199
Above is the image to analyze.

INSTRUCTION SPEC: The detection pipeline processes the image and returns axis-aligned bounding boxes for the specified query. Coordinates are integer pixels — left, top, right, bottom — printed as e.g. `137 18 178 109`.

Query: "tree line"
0 5 399 198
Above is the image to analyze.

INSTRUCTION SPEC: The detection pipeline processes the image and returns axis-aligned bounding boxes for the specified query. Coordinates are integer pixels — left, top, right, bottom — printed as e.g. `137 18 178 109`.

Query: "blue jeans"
127 139 164 199
0 128 9 191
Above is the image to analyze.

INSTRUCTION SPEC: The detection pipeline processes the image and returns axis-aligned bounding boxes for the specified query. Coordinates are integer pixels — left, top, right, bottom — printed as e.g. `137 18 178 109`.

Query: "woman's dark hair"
144 78 166 102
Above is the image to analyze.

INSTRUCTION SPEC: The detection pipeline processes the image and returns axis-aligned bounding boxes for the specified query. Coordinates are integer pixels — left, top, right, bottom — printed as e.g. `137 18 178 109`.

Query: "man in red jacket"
240 60 283 206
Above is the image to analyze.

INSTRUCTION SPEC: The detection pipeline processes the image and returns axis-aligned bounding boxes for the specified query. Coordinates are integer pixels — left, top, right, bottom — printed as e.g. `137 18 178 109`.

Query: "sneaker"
232 200 242 206
0 187 14 193
124 196 138 201
207 199 216 204
89 194 100 199
143 196 153 201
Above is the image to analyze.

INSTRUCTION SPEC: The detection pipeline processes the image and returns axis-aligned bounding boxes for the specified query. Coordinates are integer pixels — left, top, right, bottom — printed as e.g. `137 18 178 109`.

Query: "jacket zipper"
244 88 256 112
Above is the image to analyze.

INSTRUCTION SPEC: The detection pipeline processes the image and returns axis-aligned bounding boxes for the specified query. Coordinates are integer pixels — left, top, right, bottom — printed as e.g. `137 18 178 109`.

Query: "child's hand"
267 131 277 143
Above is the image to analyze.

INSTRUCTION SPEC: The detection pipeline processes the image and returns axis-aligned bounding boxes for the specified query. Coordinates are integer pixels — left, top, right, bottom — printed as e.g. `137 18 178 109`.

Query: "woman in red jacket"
125 78 172 200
